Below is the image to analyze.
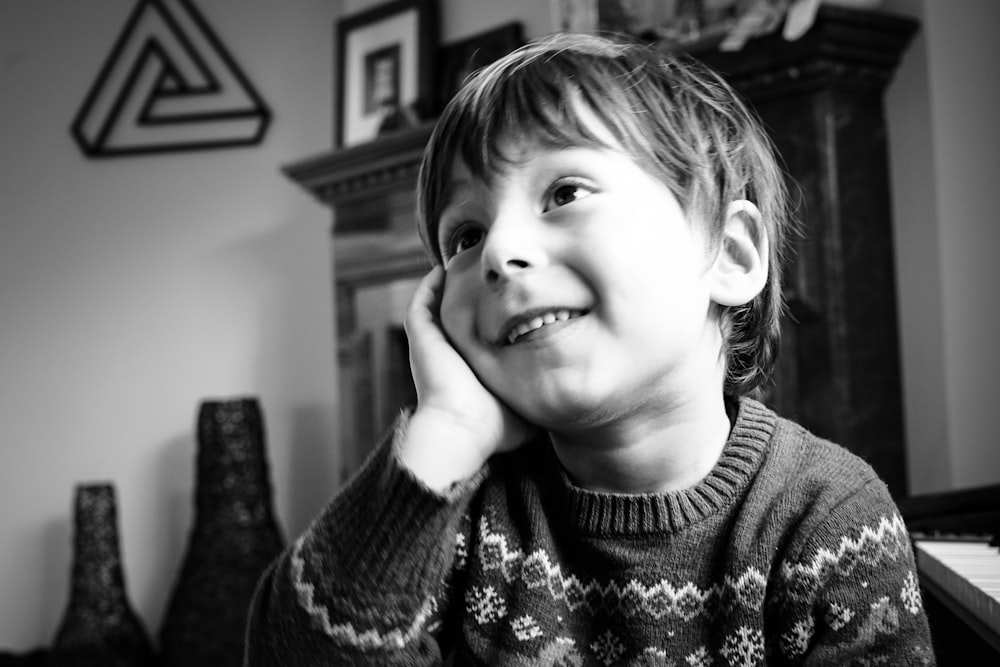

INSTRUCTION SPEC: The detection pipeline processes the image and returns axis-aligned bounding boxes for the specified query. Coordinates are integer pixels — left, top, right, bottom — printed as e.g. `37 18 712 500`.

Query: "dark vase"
159 397 284 667
51 483 158 667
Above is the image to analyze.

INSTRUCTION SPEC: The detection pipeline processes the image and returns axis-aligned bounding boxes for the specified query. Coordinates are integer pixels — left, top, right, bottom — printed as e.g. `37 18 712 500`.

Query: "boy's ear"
710 200 769 307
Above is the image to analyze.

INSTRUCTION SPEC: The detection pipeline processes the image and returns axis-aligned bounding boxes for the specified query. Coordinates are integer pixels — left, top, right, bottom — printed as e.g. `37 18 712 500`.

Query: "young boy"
245 33 935 665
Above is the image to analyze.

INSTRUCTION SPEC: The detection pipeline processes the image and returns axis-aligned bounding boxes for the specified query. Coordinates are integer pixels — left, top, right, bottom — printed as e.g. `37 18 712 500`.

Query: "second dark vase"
159 397 284 667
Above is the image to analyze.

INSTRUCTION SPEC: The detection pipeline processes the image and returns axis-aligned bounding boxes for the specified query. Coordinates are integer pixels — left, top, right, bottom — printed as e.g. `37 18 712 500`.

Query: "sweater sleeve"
774 478 936 666
243 412 484 666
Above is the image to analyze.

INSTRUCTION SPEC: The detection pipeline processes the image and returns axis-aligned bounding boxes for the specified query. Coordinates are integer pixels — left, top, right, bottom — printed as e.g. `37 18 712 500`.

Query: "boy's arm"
244 266 534 665
777 479 936 666
244 413 484 666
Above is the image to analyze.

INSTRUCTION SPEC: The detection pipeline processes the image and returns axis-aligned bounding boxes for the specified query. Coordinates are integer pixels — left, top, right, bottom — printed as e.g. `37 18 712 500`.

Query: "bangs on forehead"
440 47 634 184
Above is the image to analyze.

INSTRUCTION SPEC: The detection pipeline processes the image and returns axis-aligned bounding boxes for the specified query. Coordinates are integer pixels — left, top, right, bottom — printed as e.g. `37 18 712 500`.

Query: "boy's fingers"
417 264 443 300
405 265 444 332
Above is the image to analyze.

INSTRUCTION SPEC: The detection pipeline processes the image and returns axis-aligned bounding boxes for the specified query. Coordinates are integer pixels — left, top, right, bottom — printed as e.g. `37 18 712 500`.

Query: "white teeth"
506 310 581 345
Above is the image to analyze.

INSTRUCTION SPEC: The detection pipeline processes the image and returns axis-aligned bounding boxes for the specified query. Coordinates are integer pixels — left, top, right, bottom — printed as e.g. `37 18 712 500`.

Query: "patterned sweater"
244 399 936 666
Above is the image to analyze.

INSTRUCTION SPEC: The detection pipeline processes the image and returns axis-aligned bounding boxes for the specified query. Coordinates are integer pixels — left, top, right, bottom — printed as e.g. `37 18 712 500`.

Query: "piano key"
914 537 1000 651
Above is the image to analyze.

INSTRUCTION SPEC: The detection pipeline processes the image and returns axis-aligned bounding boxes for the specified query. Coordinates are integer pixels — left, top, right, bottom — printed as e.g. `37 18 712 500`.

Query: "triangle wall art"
72 0 272 157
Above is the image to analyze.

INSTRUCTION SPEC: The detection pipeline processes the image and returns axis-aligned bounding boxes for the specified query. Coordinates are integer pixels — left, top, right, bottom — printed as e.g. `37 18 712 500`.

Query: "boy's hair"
416 32 793 399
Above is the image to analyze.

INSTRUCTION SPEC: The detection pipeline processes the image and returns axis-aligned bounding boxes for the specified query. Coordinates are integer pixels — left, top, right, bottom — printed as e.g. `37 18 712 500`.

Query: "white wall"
882 0 1000 493
0 0 342 651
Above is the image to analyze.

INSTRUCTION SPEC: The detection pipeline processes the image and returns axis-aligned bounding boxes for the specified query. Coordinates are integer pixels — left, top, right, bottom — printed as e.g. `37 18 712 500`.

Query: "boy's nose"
480 220 545 286
483 257 531 285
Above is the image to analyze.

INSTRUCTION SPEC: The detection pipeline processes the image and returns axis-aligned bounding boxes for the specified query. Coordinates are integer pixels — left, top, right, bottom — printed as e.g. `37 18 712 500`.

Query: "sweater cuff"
300 409 487 592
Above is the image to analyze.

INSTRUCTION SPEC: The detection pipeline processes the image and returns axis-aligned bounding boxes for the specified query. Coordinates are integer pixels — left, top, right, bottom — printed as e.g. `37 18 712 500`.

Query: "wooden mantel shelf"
282 123 435 231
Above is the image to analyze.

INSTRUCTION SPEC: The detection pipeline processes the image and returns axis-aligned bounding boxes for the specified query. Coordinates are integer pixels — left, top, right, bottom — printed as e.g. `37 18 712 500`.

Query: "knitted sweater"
245 398 935 666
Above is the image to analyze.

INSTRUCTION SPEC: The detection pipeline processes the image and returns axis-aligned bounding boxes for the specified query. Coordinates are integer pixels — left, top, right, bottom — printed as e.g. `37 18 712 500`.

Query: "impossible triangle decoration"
71 0 271 157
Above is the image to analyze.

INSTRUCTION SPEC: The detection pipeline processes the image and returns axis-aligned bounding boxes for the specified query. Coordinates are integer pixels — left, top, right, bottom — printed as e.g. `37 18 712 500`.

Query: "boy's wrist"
397 406 493 493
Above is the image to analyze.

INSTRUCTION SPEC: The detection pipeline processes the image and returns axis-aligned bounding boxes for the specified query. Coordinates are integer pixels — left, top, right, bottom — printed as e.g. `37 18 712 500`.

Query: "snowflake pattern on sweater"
469 514 768 622
443 513 925 665
245 398 936 666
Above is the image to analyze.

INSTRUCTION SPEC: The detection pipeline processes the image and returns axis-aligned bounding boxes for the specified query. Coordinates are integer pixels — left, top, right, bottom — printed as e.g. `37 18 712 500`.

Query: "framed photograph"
336 0 437 147
437 22 525 111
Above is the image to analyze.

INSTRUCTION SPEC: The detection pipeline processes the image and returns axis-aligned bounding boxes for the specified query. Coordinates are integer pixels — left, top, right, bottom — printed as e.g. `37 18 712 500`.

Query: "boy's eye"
543 179 594 212
441 223 485 263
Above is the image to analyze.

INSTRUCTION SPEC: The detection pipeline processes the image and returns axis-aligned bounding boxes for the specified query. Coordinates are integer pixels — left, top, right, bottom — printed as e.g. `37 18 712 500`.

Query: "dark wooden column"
697 6 918 497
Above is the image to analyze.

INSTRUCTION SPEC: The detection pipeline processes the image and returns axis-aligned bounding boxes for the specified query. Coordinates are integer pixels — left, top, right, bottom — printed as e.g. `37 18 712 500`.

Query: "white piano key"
914 537 1000 643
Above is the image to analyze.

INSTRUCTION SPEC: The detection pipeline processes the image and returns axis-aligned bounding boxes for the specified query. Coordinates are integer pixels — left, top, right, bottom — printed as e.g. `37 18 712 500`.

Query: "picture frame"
336 0 437 147
436 22 525 112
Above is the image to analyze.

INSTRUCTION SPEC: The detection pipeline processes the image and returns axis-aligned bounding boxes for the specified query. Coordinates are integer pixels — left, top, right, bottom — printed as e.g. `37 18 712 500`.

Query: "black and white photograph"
1 1 997 665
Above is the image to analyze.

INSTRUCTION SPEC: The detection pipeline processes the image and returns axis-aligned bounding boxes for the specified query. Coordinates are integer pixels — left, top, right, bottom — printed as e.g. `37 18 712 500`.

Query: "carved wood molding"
282 123 435 213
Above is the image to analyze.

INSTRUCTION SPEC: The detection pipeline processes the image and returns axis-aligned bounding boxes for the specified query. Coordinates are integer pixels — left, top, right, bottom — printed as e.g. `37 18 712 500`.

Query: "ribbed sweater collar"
545 397 776 537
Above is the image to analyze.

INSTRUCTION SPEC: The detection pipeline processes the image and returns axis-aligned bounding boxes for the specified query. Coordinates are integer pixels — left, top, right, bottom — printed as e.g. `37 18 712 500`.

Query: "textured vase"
52 483 157 667
159 397 284 667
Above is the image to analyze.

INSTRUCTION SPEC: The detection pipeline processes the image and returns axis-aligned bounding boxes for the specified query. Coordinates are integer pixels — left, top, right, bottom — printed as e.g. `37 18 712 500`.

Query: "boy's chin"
501 393 605 433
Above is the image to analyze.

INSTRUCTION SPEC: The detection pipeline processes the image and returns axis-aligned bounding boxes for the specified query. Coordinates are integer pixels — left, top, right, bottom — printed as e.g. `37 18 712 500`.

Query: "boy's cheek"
439 291 499 378
439 287 476 352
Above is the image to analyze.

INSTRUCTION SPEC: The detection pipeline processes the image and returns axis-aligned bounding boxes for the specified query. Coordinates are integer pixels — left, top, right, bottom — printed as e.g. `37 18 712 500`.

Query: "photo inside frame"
363 44 401 114
342 8 419 146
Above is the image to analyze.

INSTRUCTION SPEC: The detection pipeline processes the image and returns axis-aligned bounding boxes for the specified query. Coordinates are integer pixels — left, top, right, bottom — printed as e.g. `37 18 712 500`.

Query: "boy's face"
435 131 726 432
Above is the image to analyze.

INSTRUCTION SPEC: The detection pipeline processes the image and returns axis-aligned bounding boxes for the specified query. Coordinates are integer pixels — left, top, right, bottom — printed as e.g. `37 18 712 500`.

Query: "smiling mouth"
502 309 587 346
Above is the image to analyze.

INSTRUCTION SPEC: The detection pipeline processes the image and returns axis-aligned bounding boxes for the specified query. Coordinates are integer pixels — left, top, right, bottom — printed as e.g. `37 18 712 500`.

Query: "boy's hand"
400 265 536 491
